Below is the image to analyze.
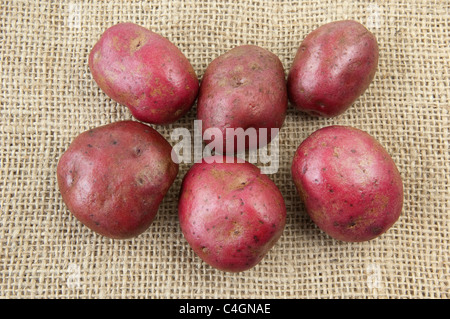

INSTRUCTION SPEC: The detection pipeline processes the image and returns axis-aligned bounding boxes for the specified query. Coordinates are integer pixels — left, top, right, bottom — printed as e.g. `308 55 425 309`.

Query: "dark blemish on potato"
370 226 383 235
134 148 142 156
253 235 259 243
347 220 357 228
251 63 261 71
87 144 93 148
322 167 327 171
302 165 308 175
258 220 264 224
329 189 334 193
232 77 245 88
224 216 228 220
351 149 356 153
111 140 118 145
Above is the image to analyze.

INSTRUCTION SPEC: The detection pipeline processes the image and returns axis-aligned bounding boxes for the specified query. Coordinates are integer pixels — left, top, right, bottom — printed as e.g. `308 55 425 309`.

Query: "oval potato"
291 126 403 242
197 45 287 153
57 121 179 239
287 20 379 117
178 156 286 272
89 23 199 124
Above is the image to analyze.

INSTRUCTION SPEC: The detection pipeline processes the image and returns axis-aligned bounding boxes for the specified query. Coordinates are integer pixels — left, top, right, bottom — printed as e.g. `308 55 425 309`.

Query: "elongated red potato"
89 23 199 124
197 45 287 153
291 126 403 242
178 156 286 272
287 20 379 117
57 121 179 239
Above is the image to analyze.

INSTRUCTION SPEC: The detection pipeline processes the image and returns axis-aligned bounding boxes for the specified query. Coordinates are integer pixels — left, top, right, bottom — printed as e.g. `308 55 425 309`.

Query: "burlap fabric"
1 0 448 299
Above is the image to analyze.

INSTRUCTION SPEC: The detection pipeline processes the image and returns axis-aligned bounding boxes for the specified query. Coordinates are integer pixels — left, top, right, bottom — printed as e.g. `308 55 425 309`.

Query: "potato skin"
197 45 287 153
291 126 403 242
287 20 378 117
178 156 286 272
89 23 199 124
57 121 179 239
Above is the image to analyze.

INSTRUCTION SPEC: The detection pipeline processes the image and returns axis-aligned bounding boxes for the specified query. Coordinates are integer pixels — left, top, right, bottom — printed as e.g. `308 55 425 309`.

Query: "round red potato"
197 45 287 154
291 126 403 242
287 20 379 117
57 121 179 239
178 156 286 272
89 23 199 124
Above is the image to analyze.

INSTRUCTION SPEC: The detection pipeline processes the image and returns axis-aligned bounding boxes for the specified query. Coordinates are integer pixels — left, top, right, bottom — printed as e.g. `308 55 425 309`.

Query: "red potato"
89 23 199 124
197 45 287 153
287 20 379 117
291 126 403 242
57 121 179 239
178 156 286 272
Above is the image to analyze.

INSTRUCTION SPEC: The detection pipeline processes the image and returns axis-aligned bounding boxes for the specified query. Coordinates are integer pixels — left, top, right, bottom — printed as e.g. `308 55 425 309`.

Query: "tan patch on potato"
209 168 256 191
249 62 262 71
229 220 244 238
370 193 389 215
129 31 149 53
209 168 234 181
92 50 101 64
294 180 308 202
333 147 340 158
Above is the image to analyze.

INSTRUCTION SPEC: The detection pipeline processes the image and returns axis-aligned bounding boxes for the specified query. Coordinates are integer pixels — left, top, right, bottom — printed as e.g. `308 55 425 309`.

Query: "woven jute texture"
1 0 448 299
